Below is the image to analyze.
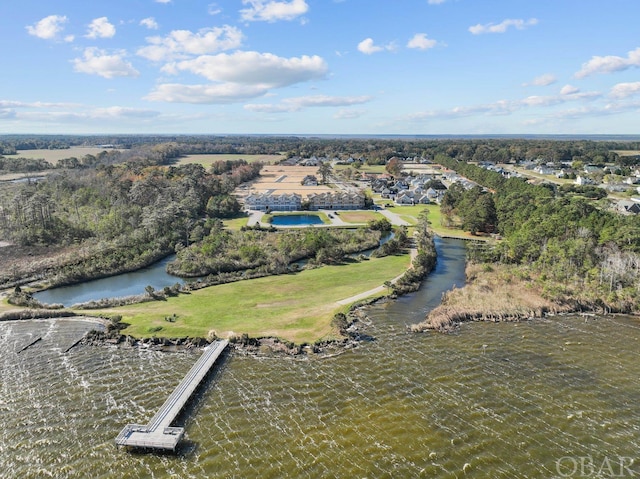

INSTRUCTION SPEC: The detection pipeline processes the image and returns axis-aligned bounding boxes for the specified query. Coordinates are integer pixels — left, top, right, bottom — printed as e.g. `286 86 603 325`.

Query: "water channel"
34 230 394 307
34 255 183 307
3 238 640 478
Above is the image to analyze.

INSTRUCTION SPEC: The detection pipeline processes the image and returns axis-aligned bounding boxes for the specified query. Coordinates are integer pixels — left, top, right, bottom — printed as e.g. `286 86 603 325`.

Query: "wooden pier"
115 339 228 451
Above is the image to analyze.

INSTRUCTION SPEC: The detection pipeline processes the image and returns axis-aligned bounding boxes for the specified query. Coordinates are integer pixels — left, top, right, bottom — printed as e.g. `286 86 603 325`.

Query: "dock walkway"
115 339 228 451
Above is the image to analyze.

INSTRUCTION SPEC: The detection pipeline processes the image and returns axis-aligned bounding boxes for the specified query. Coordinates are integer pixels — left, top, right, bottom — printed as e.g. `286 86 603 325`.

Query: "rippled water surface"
3 239 640 478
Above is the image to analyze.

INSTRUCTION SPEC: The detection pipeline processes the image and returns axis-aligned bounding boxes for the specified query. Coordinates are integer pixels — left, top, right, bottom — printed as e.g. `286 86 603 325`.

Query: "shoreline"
410 262 632 333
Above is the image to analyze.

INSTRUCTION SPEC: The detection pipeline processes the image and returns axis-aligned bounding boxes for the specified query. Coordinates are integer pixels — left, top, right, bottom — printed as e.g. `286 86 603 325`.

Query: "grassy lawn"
222 216 250 230
384 205 427 226
176 154 283 167
90 253 411 344
337 211 381 223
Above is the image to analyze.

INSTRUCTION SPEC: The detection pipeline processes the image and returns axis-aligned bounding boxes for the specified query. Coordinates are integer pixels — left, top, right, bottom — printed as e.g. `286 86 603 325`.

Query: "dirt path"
335 240 418 306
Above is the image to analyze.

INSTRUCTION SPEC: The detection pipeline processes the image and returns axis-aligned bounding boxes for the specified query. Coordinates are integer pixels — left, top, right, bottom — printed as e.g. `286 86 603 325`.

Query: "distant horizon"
2 132 640 142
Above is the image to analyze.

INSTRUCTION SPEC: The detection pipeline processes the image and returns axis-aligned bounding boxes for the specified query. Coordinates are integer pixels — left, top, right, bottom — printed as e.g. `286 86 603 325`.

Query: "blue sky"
2 0 640 135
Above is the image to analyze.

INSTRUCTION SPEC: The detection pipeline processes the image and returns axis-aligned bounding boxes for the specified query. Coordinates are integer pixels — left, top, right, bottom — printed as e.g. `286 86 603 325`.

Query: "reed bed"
412 263 575 332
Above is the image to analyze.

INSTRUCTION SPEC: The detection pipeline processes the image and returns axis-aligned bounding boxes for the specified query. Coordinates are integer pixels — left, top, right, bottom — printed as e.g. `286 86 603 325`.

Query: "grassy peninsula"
92 253 412 344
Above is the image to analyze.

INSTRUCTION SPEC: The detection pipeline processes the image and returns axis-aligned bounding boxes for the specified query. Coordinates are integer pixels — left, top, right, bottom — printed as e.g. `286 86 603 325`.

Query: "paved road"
377 208 410 226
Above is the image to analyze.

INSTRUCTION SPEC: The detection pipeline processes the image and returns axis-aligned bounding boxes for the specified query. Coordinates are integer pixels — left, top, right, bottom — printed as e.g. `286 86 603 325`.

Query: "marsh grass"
412 263 575 332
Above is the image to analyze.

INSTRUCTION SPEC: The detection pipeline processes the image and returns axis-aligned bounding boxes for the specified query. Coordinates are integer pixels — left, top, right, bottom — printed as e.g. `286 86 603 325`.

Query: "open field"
176 153 284 167
337 211 380 223
334 164 386 175
239 164 335 198
612 150 640 156
4 147 117 165
90 254 412 344
222 215 251 230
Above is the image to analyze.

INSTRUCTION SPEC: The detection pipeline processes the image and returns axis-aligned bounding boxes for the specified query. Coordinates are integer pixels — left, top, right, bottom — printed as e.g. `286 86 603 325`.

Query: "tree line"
434 152 640 312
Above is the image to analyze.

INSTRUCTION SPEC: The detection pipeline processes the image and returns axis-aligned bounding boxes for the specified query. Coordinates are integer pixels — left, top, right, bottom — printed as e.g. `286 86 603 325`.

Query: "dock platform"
115 339 228 451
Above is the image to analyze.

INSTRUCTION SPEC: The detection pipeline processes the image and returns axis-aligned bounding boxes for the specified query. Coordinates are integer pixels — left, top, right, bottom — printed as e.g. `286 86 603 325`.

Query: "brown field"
176 153 284 167
612 150 640 156
338 211 380 223
238 165 335 198
4 147 118 165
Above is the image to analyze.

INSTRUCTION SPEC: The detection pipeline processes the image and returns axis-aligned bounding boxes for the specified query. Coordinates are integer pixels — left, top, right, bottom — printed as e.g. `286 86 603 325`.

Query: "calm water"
270 214 324 226
34 255 183 307
3 239 640 478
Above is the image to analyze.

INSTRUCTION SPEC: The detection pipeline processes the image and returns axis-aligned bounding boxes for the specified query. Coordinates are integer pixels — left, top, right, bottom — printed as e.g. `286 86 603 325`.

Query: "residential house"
575 175 596 186
301 175 318 186
616 200 640 215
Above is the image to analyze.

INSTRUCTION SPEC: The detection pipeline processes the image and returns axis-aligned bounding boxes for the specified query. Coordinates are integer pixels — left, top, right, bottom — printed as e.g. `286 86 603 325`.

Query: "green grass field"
222 216 251 230
92 253 411 344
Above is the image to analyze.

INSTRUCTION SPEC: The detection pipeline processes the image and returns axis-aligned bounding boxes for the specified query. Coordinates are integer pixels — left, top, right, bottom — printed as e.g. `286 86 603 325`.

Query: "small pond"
270 214 324 226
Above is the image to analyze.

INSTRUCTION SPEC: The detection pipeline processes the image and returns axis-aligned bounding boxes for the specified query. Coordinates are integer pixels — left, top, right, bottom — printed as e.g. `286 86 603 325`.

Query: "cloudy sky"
2 0 640 135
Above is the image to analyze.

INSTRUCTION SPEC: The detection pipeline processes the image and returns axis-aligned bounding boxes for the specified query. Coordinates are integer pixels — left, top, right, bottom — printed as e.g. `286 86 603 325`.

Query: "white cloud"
147 52 328 105
358 38 381 55
469 18 538 35
357 38 395 55
137 26 243 62
164 51 328 87
91 106 159 119
72 48 139 78
140 17 159 30
334 109 364 119
208 3 222 15
523 73 557 87
610 82 640 99
145 83 270 104
407 33 437 51
86 17 116 39
240 0 309 22
245 94 372 112
560 84 579 95
407 89 601 122
0 100 78 109
26 15 71 41
428 0 447 4
156 0 172 3
575 47 640 78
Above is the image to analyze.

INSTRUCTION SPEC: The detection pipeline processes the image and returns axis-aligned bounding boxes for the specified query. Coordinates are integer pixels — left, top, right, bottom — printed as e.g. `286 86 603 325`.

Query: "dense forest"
0 149 262 288
433 153 640 315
